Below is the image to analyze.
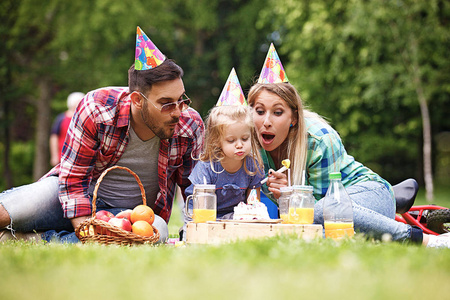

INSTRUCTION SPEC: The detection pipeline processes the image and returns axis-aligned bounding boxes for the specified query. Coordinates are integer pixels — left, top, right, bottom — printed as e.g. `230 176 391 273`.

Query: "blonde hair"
248 82 326 185
200 105 263 176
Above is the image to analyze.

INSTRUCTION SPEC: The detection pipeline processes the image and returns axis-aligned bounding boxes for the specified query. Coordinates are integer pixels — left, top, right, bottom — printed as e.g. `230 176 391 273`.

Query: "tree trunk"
33 77 52 181
411 39 434 202
416 81 434 202
388 21 434 202
1 102 13 189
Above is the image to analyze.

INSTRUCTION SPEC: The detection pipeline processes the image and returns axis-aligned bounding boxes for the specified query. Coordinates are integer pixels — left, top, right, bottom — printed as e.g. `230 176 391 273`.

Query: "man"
0 27 204 243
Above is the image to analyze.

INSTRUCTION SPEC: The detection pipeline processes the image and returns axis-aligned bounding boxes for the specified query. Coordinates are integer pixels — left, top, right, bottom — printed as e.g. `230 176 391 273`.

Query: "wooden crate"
186 221 323 244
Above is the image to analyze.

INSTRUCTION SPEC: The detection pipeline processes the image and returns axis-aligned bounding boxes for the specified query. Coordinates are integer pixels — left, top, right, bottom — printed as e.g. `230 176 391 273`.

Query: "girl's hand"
266 169 288 199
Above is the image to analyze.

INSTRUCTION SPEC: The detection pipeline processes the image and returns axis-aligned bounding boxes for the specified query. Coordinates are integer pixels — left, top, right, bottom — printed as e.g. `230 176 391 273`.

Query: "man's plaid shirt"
44 87 204 223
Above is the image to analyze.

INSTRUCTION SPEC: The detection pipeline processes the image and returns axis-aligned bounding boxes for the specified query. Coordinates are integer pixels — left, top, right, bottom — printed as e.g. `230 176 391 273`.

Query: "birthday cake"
233 201 270 220
233 189 270 220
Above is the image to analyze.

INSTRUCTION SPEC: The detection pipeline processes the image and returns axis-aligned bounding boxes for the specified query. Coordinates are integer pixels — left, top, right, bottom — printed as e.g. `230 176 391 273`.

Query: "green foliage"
263 0 450 183
0 141 34 190
167 0 272 116
10 142 35 186
415 177 450 207
0 0 273 187
1 0 449 188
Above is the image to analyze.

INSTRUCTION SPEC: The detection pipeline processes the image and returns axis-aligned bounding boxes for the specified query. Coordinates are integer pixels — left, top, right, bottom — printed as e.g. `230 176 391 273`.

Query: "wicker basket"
75 165 160 245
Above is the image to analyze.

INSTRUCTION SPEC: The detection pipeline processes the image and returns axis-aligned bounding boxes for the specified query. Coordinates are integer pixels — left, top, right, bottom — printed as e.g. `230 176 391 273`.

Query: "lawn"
1 236 450 300
1 182 450 300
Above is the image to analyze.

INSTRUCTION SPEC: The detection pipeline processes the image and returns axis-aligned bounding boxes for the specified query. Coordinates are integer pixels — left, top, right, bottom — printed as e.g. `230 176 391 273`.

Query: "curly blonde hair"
200 105 263 176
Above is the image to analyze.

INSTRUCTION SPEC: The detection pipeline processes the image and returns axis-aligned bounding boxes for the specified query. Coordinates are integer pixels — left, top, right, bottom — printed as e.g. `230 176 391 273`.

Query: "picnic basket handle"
91 166 147 218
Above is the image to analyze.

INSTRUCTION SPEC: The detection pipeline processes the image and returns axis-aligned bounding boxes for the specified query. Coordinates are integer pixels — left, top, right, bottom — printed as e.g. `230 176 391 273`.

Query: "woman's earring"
290 123 293 128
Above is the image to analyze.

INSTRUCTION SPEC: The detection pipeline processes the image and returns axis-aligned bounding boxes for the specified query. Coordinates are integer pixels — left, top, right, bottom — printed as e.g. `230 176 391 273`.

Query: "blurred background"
0 0 449 201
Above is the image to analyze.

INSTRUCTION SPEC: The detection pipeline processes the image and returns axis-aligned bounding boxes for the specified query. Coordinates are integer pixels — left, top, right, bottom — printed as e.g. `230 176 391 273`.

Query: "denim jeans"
0 176 168 243
314 181 413 242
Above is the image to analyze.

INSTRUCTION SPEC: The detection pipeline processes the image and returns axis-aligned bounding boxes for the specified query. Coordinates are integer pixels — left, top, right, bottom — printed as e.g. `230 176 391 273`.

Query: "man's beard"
141 104 178 139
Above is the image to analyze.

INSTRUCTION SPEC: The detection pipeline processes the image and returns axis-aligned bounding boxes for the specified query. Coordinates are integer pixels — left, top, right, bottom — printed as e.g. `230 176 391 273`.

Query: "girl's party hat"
135 26 166 70
257 43 288 84
216 68 248 106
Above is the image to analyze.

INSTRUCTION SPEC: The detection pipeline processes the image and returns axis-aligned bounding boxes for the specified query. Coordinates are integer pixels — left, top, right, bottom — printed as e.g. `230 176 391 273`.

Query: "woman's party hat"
216 68 248 106
257 43 289 83
135 26 166 70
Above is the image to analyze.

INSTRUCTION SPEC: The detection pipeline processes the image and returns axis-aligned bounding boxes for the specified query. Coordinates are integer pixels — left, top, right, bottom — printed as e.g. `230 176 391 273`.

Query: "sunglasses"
140 92 192 114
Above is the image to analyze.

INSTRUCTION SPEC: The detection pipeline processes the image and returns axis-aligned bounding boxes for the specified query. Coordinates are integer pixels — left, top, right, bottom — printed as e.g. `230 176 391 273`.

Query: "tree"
264 0 450 200
0 0 35 187
0 0 273 187
346 0 449 201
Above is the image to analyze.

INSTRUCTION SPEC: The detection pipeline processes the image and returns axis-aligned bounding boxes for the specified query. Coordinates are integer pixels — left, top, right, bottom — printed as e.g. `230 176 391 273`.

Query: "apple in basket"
94 210 115 235
96 210 114 222
108 217 132 236
115 209 132 222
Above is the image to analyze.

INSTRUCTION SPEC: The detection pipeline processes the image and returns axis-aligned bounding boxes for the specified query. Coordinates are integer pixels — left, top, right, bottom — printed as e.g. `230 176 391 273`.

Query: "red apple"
95 210 114 222
95 210 115 235
108 217 132 232
115 209 132 222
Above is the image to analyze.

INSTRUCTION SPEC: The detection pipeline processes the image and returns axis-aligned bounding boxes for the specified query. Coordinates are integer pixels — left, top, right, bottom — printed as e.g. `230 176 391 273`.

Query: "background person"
248 43 450 248
49 92 85 166
0 27 204 243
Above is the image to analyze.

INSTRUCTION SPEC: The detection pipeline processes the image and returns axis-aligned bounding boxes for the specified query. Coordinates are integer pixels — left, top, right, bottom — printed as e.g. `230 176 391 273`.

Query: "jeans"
0 176 168 243
314 181 413 242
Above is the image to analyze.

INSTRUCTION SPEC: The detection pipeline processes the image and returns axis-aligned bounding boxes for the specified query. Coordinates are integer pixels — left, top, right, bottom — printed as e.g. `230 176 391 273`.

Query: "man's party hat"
257 43 288 83
135 26 166 70
216 68 248 106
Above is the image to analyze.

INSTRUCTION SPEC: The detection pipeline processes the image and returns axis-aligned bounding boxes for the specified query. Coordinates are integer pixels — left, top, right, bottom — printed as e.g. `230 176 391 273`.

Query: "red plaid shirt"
44 87 204 222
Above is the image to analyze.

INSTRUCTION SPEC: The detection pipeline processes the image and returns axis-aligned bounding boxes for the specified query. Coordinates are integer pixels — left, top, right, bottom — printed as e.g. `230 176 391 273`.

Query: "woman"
247 44 449 247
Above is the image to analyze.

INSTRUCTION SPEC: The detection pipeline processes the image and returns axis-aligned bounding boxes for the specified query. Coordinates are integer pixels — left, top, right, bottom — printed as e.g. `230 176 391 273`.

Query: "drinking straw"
287 168 291 187
261 159 291 184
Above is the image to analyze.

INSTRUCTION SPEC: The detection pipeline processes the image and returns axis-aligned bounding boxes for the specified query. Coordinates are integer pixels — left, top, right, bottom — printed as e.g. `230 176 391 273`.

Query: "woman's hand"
266 169 288 199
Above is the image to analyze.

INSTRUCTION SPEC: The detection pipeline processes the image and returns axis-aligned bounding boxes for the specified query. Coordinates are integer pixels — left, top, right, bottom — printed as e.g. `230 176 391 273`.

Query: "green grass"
1 182 450 300
1 236 450 300
168 196 184 238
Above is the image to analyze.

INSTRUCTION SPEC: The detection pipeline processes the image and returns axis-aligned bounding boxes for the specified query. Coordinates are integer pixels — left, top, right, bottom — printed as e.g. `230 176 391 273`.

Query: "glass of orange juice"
288 207 314 224
279 186 293 224
288 185 315 224
324 221 354 239
185 184 217 223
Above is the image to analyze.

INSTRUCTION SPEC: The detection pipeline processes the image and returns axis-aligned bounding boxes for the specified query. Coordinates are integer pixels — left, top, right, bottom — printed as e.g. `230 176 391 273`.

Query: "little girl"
185 69 264 221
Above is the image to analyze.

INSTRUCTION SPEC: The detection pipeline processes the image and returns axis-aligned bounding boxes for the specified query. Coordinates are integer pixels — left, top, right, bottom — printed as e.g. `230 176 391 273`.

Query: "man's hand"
266 169 288 199
70 216 90 230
